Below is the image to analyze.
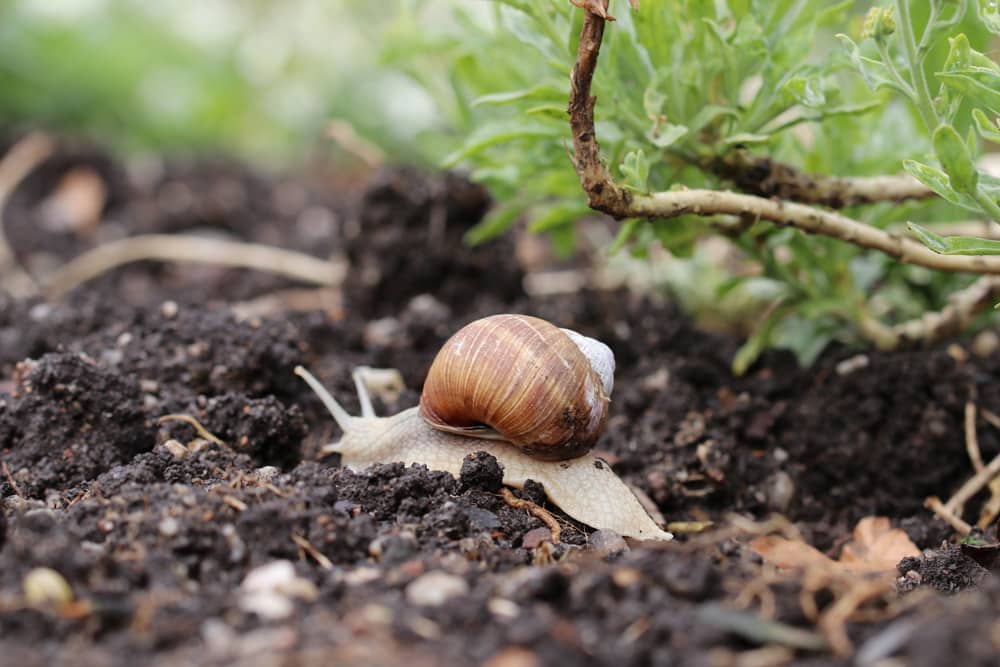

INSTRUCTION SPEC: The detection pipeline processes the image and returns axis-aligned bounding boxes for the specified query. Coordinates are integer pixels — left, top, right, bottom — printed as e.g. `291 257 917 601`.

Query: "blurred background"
0 0 476 166
2 0 997 365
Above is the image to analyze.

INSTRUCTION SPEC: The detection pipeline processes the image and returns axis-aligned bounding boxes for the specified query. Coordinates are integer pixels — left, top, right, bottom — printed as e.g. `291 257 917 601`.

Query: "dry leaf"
838 516 920 571
750 516 920 574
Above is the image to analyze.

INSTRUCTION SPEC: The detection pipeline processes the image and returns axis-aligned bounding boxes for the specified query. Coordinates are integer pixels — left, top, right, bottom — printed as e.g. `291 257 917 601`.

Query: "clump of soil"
2 137 1000 665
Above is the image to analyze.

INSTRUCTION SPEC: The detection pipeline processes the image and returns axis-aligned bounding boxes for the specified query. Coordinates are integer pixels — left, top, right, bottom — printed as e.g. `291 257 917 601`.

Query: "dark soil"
2 137 1000 666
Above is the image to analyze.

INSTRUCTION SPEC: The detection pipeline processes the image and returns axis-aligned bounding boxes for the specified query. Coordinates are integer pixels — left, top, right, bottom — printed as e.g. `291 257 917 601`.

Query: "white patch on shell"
560 328 614 395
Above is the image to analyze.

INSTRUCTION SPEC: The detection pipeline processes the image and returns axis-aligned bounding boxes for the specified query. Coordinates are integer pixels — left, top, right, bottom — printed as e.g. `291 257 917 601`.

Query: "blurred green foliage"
0 0 439 163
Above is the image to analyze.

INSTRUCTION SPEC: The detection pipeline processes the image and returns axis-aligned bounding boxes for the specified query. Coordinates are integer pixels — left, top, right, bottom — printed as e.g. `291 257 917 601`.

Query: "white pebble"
405 571 469 607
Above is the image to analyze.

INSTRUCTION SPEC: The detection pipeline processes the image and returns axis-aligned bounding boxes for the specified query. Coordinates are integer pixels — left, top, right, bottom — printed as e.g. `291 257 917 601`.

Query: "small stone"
835 353 869 376
405 571 469 607
253 466 280 483
239 560 318 620
972 330 998 358
483 647 542 667
160 300 179 319
161 439 189 459
24 567 73 606
342 567 381 587
521 527 552 549
466 507 502 531
460 452 504 493
588 529 628 558
487 597 520 621
158 517 180 537
764 470 796 514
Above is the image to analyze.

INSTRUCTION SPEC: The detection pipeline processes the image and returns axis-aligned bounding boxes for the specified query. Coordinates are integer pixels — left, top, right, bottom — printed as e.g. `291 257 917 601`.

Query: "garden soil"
2 139 1000 666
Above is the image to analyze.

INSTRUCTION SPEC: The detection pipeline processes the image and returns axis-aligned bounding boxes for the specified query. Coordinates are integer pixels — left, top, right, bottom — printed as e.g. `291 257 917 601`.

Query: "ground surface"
2 138 1000 666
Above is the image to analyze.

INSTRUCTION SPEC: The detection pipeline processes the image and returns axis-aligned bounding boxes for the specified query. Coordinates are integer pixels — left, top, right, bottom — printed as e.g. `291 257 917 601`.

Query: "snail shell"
418 314 614 461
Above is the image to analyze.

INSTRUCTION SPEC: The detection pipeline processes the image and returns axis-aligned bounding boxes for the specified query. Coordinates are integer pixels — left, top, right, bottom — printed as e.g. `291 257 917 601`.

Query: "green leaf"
647 123 688 148
907 222 1000 255
722 132 772 147
620 149 650 192
977 0 1000 35
902 159 980 210
783 75 826 108
837 34 910 95
527 202 593 233
933 123 979 194
609 219 641 254
465 202 527 245
441 121 561 167
937 68 1000 115
972 109 1000 143
471 84 565 107
732 303 790 376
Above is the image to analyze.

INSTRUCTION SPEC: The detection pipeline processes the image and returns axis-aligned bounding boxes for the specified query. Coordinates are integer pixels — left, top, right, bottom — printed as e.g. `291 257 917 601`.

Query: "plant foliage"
387 0 998 368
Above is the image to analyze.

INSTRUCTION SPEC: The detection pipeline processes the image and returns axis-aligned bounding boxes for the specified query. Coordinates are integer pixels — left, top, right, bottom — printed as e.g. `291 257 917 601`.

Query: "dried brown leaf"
751 516 920 574
838 516 920 571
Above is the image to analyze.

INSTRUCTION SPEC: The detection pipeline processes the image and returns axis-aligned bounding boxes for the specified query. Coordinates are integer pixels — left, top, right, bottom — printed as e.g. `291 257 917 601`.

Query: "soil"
2 136 1000 666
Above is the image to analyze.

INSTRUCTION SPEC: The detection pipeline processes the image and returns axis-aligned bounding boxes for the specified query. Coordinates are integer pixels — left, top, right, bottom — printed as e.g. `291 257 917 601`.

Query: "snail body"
295 314 671 541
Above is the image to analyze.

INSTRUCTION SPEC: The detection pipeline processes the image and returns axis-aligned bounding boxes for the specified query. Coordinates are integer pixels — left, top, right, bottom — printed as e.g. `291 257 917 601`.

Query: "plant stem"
975 190 1000 224
874 38 916 99
894 0 939 131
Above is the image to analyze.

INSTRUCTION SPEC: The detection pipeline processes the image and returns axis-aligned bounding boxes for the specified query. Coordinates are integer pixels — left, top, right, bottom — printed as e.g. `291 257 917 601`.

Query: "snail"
295 314 671 541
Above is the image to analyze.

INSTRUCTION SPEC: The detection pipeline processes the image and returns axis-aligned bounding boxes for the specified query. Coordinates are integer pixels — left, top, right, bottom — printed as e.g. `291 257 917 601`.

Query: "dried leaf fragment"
838 516 920 571
750 516 920 574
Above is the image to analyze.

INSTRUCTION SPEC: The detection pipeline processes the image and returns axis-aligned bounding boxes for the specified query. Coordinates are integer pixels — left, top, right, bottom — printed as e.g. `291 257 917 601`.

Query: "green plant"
392 0 999 371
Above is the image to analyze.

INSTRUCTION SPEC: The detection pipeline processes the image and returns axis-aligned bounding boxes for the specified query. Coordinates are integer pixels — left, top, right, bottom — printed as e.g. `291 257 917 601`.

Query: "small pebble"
483 647 541 667
160 300 179 319
405 571 469 607
239 560 318 620
466 507 502 531
24 567 73 606
972 330 998 358
158 517 180 537
521 527 552 549
764 470 796 514
161 439 189 459
588 529 628 558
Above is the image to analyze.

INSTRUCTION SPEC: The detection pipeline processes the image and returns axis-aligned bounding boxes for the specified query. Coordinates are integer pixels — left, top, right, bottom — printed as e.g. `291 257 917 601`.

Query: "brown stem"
568 0 631 216
709 150 934 208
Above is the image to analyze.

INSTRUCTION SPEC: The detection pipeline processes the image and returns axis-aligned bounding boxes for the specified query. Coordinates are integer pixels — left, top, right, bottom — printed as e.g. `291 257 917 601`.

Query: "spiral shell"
418 314 614 461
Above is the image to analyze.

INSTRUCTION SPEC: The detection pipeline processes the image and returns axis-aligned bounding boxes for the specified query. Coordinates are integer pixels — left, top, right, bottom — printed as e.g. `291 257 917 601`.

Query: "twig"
982 409 1000 432
817 576 896 657
2 461 24 500
0 133 56 296
710 150 934 208
42 234 347 299
965 402 984 472
157 414 228 448
501 487 562 544
924 496 973 535
856 275 1000 349
626 189 1000 275
942 448 1000 517
291 533 333 570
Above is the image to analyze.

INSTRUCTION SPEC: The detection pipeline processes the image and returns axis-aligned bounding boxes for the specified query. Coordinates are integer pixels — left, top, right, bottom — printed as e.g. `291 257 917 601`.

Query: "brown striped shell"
418 314 613 461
